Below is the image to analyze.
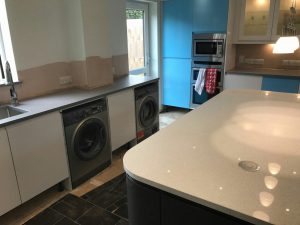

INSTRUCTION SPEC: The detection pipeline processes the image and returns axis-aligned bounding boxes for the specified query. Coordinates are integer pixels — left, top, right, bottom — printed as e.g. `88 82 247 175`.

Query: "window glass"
243 0 271 36
126 2 149 76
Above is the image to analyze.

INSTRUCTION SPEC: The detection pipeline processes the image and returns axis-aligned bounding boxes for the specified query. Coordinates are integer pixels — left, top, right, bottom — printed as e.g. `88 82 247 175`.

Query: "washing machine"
62 98 111 188
135 82 159 143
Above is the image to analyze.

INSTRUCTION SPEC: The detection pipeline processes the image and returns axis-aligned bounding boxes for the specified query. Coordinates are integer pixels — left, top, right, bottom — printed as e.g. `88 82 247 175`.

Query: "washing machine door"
139 96 158 128
72 117 107 161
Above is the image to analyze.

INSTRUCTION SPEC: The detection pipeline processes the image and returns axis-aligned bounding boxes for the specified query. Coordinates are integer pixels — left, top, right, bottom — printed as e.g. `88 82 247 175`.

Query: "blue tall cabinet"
162 0 229 108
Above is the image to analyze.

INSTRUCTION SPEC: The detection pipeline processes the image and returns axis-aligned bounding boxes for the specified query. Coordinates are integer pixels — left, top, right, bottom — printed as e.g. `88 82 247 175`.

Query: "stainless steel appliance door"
193 40 223 57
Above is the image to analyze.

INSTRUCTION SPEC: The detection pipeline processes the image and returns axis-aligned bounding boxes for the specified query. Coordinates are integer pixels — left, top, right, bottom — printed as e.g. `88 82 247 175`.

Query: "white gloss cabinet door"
108 89 136 151
224 74 262 90
0 128 21 216
6 112 69 203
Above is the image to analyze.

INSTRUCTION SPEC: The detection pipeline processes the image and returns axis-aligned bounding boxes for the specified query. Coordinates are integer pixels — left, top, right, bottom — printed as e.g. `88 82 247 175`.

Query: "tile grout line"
79 194 127 221
49 200 84 225
74 206 97 223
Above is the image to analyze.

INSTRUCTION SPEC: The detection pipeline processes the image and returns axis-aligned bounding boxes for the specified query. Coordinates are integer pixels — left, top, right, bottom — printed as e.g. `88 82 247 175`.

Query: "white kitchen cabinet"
0 128 21 216
234 0 300 43
224 73 262 90
108 88 136 151
6 112 69 203
271 0 300 41
236 0 276 42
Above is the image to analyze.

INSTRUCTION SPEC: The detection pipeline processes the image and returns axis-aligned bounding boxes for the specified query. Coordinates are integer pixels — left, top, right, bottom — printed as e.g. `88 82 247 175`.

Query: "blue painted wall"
163 58 191 108
262 76 300 93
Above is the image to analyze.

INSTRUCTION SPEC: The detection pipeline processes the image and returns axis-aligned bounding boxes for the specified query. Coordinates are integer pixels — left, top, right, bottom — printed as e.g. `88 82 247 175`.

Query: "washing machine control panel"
62 99 107 126
83 105 104 116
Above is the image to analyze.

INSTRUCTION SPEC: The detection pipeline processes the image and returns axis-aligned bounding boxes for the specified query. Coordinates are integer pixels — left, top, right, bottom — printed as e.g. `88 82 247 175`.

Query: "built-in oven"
192 33 226 62
190 33 226 109
191 63 223 85
191 84 221 108
190 62 223 109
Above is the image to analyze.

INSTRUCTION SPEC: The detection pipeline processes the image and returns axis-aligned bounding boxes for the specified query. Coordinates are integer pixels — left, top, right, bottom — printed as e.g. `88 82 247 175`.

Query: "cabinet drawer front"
0 128 21 215
262 76 300 93
7 112 69 202
163 58 191 108
224 74 262 90
108 88 136 151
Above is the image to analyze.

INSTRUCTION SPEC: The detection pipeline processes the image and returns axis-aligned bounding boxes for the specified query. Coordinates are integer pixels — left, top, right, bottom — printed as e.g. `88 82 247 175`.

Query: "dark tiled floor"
24 208 63 225
23 174 128 225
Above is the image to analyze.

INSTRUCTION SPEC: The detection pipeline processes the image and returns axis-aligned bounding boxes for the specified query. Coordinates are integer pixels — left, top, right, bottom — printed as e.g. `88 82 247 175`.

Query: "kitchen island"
123 89 300 225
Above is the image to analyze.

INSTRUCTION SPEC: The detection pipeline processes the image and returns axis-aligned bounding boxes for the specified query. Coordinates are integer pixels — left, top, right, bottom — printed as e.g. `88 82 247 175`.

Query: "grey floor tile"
51 194 93 221
76 207 120 225
84 190 124 209
24 208 63 225
115 219 129 225
113 203 128 219
54 217 79 225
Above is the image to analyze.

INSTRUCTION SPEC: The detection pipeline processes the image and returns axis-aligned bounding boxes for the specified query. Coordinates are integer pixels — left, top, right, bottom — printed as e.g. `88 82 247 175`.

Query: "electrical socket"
254 59 264 65
282 60 289 66
282 60 300 67
289 60 300 66
239 55 245 63
244 58 253 64
59 76 72 85
112 66 116 75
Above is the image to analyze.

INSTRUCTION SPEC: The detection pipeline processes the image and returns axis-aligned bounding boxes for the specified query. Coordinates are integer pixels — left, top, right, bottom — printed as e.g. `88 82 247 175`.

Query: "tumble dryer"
135 82 159 143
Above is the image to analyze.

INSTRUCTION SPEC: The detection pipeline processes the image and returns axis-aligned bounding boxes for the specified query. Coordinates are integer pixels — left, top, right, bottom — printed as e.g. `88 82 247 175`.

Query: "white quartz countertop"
0 75 158 127
124 89 300 225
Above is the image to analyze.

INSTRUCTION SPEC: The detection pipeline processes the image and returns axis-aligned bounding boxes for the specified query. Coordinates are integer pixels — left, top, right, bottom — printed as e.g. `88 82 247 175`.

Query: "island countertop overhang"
124 89 300 225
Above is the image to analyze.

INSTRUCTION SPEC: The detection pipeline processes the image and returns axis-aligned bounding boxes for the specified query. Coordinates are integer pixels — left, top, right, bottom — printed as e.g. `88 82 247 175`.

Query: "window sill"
0 81 22 87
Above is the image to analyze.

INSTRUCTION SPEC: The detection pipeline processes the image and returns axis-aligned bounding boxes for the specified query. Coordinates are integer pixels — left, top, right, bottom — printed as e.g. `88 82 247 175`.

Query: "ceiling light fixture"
273 0 299 54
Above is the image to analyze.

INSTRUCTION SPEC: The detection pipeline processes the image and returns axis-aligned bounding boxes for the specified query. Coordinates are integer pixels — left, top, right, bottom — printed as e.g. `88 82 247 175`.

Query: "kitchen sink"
0 105 27 120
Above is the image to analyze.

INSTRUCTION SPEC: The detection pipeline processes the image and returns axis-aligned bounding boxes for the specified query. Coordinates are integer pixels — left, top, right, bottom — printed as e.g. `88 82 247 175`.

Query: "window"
126 2 149 76
0 0 18 84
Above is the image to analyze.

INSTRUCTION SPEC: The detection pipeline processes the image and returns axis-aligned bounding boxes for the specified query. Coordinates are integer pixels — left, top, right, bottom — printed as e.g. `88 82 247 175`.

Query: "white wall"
149 2 159 76
81 0 112 58
109 0 128 56
5 0 129 70
63 0 86 61
5 0 69 70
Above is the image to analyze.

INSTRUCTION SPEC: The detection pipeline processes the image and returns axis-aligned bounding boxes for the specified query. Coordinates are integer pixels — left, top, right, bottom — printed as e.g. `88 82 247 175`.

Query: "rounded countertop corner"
123 89 300 225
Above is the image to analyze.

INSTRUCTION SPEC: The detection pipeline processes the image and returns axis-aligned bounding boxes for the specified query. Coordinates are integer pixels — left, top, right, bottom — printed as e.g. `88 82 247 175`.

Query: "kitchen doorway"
126 2 149 76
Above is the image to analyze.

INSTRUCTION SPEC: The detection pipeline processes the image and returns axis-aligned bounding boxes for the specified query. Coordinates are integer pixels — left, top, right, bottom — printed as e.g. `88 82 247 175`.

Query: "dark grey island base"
126 175 254 225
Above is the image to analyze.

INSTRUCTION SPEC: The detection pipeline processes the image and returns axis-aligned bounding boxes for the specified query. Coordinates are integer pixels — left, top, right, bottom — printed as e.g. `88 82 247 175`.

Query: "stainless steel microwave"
192 33 226 60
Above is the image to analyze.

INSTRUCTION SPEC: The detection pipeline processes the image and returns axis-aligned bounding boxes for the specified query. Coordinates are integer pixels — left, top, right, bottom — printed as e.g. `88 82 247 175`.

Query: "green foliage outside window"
126 9 143 19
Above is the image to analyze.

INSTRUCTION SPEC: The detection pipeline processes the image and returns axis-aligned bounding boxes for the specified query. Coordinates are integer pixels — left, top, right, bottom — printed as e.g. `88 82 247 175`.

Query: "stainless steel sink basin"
0 106 27 120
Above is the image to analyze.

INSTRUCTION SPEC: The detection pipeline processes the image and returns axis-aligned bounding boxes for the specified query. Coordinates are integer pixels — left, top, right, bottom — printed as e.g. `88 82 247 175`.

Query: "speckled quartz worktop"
124 89 300 225
0 75 158 127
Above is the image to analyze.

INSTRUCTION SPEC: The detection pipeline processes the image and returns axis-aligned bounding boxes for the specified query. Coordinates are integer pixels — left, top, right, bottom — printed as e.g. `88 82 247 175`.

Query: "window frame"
0 0 18 85
126 1 150 76
0 26 6 84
